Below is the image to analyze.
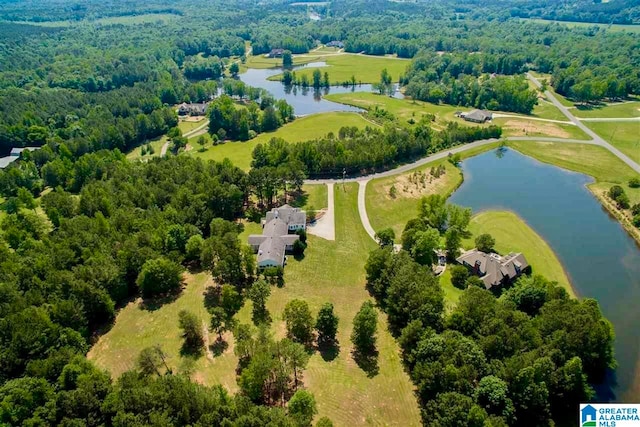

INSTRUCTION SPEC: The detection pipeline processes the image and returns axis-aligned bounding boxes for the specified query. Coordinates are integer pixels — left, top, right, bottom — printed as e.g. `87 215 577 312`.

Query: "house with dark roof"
177 102 209 116
248 205 307 269
461 109 493 123
326 40 344 49
456 249 529 289
267 48 285 58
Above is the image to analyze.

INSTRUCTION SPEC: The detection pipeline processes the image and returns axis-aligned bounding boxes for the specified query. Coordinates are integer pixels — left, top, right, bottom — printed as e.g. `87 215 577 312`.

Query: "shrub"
136 258 184 298
608 185 625 200
631 204 640 216
633 215 640 228
475 233 495 253
629 177 640 188
450 265 470 289
616 193 630 210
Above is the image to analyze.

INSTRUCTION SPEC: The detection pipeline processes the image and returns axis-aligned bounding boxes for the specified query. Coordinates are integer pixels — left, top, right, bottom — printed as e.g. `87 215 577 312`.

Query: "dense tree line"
365 244 615 426
251 122 501 178
208 94 295 142
402 53 538 113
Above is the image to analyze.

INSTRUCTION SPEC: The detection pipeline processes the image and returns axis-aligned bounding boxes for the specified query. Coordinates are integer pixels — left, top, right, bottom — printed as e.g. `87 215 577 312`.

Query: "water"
449 148 640 401
239 61 404 116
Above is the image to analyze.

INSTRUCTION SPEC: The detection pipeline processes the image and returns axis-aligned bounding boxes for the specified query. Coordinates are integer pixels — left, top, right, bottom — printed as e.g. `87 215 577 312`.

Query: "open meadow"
268 54 410 85
89 183 422 427
189 112 377 170
586 121 640 164
572 100 640 118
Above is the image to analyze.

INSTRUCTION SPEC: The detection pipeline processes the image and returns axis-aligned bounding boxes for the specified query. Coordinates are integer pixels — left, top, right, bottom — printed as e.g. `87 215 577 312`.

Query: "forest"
366 198 614 426
0 0 636 425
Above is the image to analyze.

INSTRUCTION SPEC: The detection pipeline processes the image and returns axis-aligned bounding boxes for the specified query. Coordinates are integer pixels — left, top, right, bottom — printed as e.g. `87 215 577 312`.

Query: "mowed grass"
126 136 167 161
178 118 207 134
531 100 571 121
242 54 326 70
269 54 410 85
366 160 463 236
586 121 640 164
271 183 421 426
88 184 421 426
573 101 640 118
291 184 328 210
463 211 574 297
88 272 241 392
509 141 640 206
190 112 377 171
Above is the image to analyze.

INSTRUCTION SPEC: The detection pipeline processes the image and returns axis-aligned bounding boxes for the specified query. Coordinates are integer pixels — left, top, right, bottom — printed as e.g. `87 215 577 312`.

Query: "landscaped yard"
463 210 574 297
586 121 640 164
178 117 207 134
291 184 328 210
189 112 377 170
89 183 421 427
268 54 410 85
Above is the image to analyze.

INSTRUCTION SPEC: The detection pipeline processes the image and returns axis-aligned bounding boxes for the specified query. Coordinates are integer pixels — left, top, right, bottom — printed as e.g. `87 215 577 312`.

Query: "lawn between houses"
189 112 378 171
88 183 421 427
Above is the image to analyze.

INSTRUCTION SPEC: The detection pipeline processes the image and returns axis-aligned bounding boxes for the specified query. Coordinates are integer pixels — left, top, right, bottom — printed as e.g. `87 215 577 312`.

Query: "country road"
161 119 210 157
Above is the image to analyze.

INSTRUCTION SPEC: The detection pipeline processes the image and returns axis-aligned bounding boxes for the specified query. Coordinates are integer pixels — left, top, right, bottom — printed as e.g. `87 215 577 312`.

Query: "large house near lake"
248 205 307 269
267 48 285 58
456 249 529 289
177 102 209 116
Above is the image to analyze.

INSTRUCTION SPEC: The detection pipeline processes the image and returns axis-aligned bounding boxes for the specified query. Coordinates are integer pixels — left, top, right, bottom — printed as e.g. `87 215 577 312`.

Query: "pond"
239 61 403 116
449 148 640 402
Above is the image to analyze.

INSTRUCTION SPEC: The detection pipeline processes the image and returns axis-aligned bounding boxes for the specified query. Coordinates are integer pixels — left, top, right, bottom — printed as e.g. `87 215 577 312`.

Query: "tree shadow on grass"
210 338 229 357
317 340 340 362
203 286 222 312
139 290 182 312
180 341 205 359
352 348 379 378
288 189 308 208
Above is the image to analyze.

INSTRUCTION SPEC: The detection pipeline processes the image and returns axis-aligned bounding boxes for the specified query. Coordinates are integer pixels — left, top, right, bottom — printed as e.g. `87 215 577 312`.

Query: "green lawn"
531 100 570 121
463 211 574 297
291 184 328 210
586 121 640 164
268 54 410 85
126 136 168 161
241 54 327 70
438 268 464 311
89 183 421 427
190 112 377 171
573 101 640 118
366 160 463 236
178 118 207 134
509 141 640 206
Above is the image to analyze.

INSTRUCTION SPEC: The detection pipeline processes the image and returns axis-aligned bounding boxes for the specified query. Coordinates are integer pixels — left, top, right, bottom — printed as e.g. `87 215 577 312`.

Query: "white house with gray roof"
456 249 529 289
248 205 306 269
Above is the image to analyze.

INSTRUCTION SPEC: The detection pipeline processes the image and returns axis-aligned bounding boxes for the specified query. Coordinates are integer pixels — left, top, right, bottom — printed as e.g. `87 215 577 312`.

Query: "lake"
239 61 403 116
449 148 640 402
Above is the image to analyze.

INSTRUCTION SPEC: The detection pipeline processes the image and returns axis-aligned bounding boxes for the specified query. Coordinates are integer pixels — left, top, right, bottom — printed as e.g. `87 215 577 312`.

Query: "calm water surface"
450 148 640 401
239 61 403 116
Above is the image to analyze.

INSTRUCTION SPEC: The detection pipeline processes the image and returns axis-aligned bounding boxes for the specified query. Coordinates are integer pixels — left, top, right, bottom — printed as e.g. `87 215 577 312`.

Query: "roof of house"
0 156 18 169
257 236 286 265
465 109 493 121
264 205 306 226
10 147 39 157
456 250 528 289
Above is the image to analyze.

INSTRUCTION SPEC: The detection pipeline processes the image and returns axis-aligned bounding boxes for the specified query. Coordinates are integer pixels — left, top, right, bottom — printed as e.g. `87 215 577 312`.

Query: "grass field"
366 161 463 236
190 112 377 170
522 18 640 33
586 121 640 164
268 54 410 85
325 91 583 139
178 118 207 134
573 101 640 118
126 136 167 161
494 118 588 140
463 211 574 296
509 141 640 206
90 183 421 426
531 100 571 121
291 184 328 210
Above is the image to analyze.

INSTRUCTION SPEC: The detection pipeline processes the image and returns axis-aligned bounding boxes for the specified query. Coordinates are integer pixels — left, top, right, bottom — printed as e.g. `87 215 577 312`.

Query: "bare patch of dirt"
502 119 571 138
383 166 449 200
